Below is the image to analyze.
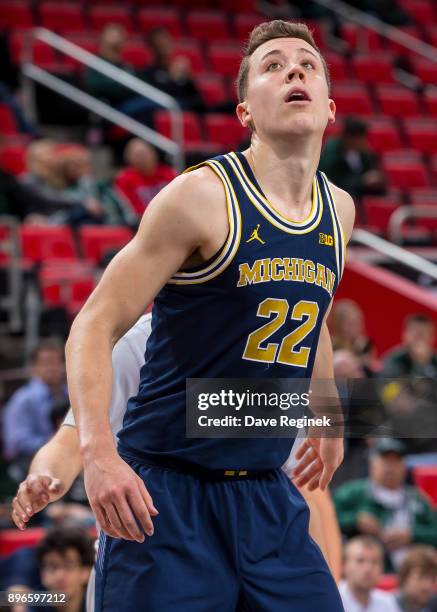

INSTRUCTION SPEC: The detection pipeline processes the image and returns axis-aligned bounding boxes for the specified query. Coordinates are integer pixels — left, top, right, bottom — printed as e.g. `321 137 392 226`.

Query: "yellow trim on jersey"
168 159 242 285
226 153 323 235
320 173 345 280
228 152 320 229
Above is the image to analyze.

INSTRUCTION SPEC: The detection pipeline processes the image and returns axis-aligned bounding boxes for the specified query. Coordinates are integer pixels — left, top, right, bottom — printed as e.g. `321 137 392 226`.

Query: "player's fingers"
319 464 334 491
105 502 136 541
293 458 323 488
12 497 30 525
116 496 145 542
307 472 322 492
136 478 158 516
93 504 119 539
292 448 317 477
128 488 155 536
12 508 26 530
294 439 311 460
16 484 34 514
26 474 52 495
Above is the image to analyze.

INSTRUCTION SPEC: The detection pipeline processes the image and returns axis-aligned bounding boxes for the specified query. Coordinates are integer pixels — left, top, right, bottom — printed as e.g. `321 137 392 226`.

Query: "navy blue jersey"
118 151 346 469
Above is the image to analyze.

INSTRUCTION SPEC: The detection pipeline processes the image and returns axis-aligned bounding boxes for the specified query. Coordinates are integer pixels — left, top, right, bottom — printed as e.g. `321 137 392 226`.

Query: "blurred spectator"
396 546 437 612
114 138 176 219
59 144 130 225
382 315 437 379
331 300 376 373
319 117 387 211
84 24 135 107
22 140 64 193
139 27 204 112
339 536 401 611
2 339 67 468
33 527 94 612
334 439 437 571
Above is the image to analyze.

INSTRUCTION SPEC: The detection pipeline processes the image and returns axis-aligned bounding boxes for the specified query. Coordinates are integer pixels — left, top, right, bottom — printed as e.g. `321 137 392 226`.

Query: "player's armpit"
328 182 355 244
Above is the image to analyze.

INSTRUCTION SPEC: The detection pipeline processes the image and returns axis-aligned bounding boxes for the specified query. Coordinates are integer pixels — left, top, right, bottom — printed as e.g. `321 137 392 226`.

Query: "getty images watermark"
186 379 343 439
187 377 437 439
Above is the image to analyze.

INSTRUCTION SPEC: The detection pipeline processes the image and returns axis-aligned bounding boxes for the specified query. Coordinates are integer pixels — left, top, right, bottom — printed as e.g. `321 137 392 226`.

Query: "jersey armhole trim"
168 159 241 285
320 172 346 281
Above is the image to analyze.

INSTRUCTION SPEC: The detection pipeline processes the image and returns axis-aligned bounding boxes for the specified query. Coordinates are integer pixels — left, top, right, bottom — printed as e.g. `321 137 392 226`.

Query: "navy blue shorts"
95 458 344 611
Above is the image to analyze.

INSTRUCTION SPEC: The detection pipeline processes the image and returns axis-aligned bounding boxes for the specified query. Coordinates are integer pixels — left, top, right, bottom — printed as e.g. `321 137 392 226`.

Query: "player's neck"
246 137 321 215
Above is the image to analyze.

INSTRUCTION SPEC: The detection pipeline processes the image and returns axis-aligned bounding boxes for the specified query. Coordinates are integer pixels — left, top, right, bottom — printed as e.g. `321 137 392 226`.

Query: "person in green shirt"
334 438 437 572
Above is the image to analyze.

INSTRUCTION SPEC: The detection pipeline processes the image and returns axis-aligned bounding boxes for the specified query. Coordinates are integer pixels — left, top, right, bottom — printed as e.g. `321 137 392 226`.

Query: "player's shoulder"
325 180 355 243
146 162 226 226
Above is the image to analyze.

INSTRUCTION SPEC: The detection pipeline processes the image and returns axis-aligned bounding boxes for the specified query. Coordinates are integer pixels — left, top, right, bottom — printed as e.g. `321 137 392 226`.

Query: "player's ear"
236 101 253 129
327 98 336 125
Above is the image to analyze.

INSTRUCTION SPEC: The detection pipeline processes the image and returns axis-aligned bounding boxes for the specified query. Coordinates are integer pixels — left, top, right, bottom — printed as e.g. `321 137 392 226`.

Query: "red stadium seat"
0 1 33 29
413 59 437 85
172 40 205 74
39 262 96 313
10 34 58 68
209 44 242 78
39 2 86 32
0 528 45 557
324 52 349 81
332 82 373 116
340 23 382 51
234 14 265 42
79 226 133 264
399 0 436 26
409 188 437 206
196 75 228 107
154 111 203 146
186 11 231 42
413 466 437 507
0 105 18 135
364 198 400 232
219 0 257 12
0 143 27 175
367 117 403 153
137 8 183 38
425 90 437 117
377 575 398 592
122 42 151 70
20 225 78 263
352 53 395 84
404 118 437 154
383 152 429 189
89 6 133 33
376 85 420 117
205 114 248 149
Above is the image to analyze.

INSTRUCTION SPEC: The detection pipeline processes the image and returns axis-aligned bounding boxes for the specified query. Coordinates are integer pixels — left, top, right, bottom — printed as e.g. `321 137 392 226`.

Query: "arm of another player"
11 423 82 530
65 168 223 542
292 187 355 491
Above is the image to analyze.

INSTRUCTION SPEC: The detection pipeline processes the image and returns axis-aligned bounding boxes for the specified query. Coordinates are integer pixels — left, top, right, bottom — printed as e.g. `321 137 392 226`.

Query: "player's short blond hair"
236 20 331 103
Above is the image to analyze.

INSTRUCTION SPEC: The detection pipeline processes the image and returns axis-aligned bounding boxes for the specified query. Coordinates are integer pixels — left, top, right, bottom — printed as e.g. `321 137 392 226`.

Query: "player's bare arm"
292 187 355 491
65 168 227 542
11 424 82 530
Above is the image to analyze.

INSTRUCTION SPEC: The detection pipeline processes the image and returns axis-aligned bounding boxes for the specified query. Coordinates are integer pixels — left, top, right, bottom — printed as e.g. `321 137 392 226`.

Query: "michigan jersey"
117 151 346 469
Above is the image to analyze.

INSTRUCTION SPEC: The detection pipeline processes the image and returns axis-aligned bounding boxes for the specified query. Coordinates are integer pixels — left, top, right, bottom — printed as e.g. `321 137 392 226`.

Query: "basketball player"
11 315 341 612
66 20 354 611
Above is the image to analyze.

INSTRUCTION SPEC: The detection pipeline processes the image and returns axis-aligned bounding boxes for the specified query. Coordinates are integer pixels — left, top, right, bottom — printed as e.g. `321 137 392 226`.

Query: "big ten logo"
319 232 333 246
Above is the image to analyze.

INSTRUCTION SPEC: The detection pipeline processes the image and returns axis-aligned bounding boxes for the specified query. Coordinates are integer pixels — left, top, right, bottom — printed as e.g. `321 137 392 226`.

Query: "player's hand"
12 474 66 530
292 437 343 491
83 450 158 542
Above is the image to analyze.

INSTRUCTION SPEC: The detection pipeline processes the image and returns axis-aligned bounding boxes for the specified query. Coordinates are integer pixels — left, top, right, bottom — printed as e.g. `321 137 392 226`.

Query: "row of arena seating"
6 28 437 88
1 0 436 36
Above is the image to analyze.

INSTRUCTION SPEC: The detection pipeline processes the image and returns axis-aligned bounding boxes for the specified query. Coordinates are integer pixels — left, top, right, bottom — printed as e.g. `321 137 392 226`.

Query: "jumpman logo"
246 224 265 245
